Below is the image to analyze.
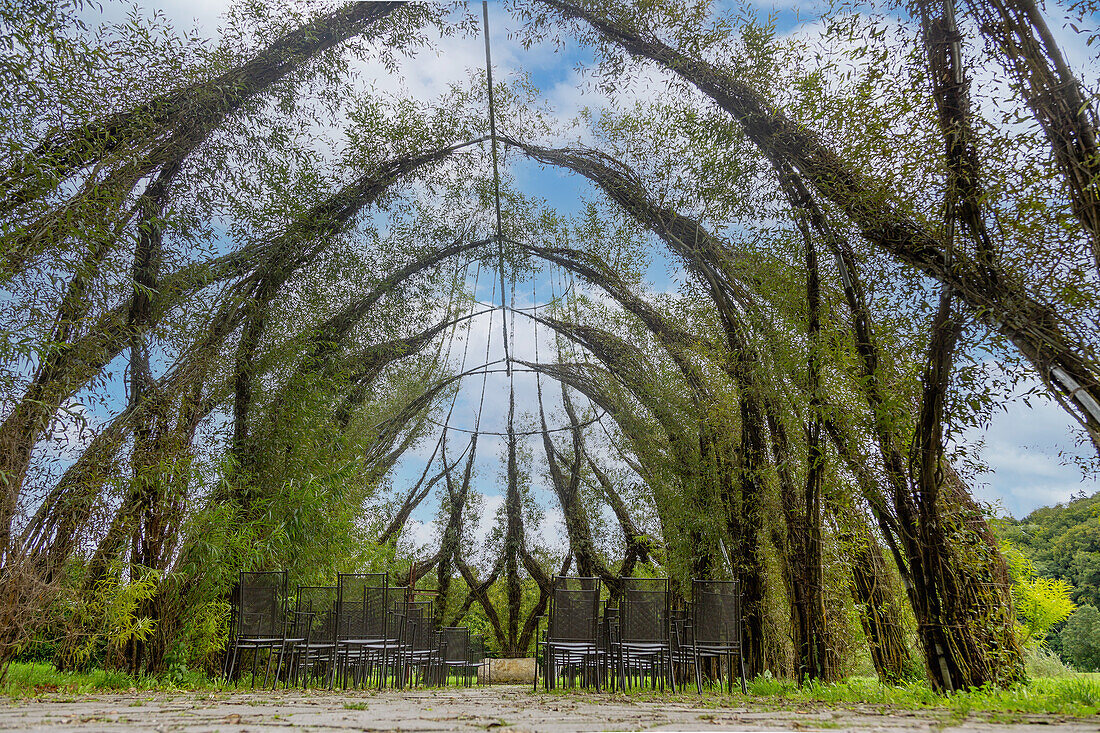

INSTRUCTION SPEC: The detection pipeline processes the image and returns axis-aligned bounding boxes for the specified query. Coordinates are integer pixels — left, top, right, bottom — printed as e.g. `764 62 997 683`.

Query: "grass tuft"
546 673 1100 718
0 661 226 698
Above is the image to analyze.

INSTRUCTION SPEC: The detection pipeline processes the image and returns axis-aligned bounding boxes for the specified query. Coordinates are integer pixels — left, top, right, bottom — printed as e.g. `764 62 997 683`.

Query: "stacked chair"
535 576 602 690
616 577 674 692
439 627 473 686
226 570 748 693
680 579 748 694
398 599 440 687
535 575 748 694
224 571 289 689
335 573 394 689
281 585 339 688
224 570 487 690
468 633 489 685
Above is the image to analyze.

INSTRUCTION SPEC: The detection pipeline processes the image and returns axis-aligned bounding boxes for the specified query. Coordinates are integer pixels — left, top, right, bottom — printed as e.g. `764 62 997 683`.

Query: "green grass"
756 675 1100 716
8 659 1100 720
0 661 227 698
0 661 475 699
548 674 1100 719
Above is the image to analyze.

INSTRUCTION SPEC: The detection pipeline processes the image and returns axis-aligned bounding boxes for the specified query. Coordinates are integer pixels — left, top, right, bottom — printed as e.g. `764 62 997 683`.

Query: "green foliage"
1061 605 1100 672
0 661 223 698
559 674 1100 718
1004 542 1076 647
100 571 160 651
59 566 161 672
1026 646 1076 678
998 491 1100 611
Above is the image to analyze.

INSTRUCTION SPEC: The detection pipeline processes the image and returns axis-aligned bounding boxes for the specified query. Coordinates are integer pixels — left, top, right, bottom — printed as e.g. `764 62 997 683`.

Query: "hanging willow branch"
525 0 1100 453
0 152 487 565
961 0 1100 274
0 2 406 212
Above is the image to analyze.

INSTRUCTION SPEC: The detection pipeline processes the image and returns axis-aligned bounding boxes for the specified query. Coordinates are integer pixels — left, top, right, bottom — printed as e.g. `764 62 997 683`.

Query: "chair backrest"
337 573 388 640
691 579 742 648
547 576 600 644
385 587 409 639
404 601 435 652
440 627 469 664
237 570 287 638
467 633 485 665
620 577 670 644
296 585 338 643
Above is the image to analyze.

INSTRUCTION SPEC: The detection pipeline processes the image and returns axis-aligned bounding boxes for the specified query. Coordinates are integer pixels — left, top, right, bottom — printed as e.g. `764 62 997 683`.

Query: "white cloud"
964 375 1098 517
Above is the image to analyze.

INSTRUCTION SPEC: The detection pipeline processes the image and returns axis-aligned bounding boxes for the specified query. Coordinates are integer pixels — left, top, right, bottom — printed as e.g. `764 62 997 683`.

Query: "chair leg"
693 650 703 694
533 643 539 692
262 647 274 689
227 645 240 687
738 652 748 694
272 643 286 690
222 643 232 680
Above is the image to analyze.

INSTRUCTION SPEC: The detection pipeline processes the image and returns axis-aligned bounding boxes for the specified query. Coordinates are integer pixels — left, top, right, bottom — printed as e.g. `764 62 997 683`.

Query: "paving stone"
1 685 1098 732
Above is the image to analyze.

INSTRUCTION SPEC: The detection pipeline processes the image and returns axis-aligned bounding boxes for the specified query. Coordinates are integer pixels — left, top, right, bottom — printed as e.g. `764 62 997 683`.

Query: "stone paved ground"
1 684 1099 732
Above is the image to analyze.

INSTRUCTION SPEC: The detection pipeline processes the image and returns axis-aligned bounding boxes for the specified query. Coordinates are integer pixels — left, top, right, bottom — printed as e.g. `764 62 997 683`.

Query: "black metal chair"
288 585 339 688
225 570 288 688
271 608 314 689
688 579 747 694
536 576 602 691
616 577 674 692
468 633 488 686
396 600 438 687
439 626 471 686
335 573 392 689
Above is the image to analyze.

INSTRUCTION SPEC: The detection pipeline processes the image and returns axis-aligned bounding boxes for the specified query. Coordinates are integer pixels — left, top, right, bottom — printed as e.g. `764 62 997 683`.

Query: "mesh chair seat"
226 571 289 689
539 576 602 691
688 579 748 694
694 642 740 653
613 578 674 692
620 641 667 651
550 641 599 651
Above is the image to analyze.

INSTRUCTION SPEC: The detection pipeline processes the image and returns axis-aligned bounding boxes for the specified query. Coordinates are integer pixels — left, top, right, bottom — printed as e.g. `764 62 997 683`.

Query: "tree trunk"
833 503 916 684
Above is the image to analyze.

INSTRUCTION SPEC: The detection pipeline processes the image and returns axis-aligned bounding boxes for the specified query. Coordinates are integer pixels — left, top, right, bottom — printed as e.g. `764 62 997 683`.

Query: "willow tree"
3 0 1093 689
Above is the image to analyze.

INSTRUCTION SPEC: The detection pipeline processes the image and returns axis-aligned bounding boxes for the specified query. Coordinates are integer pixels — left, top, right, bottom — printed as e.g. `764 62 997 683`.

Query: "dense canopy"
0 0 1098 692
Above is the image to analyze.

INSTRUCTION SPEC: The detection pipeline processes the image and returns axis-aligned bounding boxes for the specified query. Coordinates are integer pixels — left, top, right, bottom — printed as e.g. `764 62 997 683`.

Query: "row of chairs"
536 577 746 694
223 571 487 689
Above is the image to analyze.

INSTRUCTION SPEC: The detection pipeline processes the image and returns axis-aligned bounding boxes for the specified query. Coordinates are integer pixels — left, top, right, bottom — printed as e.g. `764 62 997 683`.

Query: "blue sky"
60 1 1100 553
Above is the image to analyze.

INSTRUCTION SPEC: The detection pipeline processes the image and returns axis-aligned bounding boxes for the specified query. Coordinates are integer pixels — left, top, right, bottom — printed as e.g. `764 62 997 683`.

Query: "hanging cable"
482 0 511 377
419 255 474 476
473 268 497 433
468 278 574 314
533 264 546 411
437 257 483 456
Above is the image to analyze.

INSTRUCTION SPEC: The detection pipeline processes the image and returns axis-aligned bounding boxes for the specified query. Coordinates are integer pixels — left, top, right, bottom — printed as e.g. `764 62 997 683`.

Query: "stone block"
479 657 536 684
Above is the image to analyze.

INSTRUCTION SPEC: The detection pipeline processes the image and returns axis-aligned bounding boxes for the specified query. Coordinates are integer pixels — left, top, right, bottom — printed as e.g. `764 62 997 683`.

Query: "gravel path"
2 684 1098 731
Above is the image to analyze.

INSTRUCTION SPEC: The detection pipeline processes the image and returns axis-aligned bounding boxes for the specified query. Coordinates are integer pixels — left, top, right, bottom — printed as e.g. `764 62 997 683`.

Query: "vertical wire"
533 263 548 435
507 254 518 446
473 263 497 433
482 0 511 377
423 255 475 476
